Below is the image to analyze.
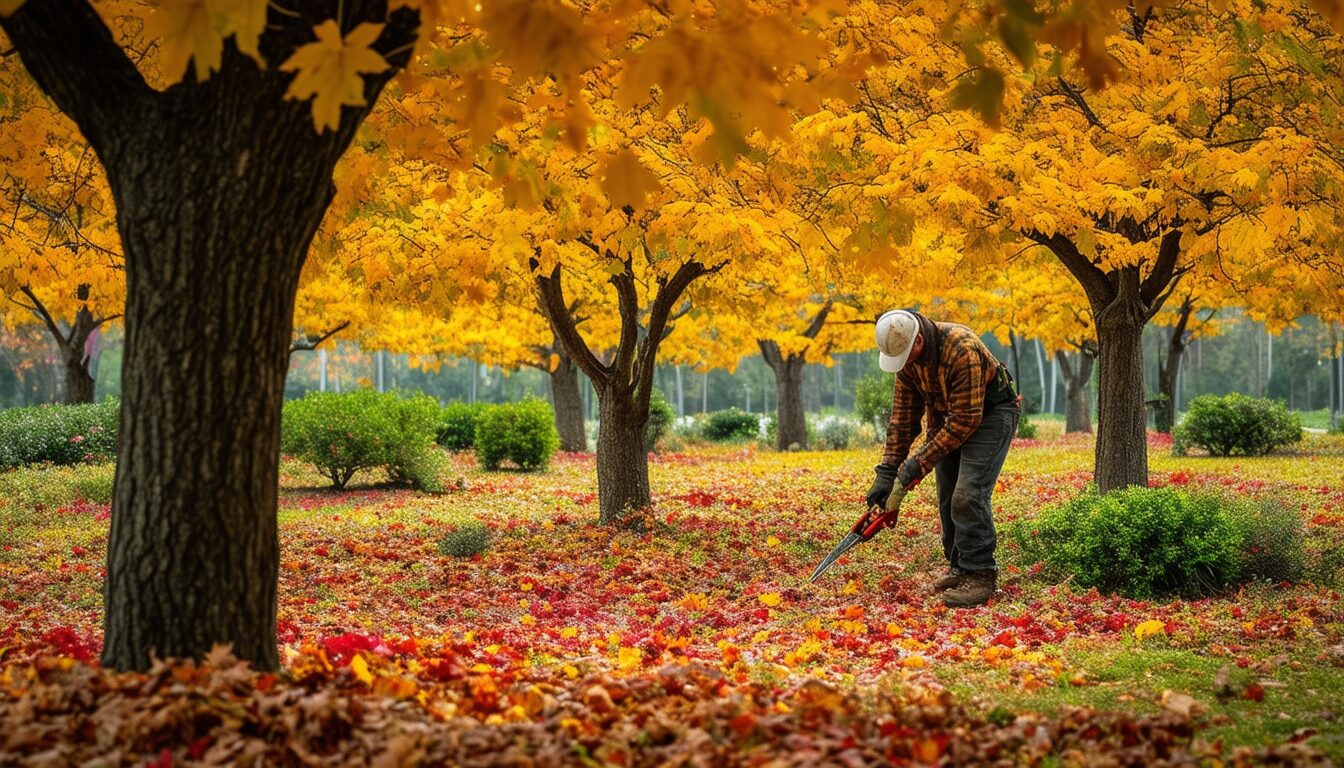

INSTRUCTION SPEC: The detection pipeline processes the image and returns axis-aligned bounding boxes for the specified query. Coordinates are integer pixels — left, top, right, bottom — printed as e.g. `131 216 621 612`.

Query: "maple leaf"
144 0 223 84
1133 619 1165 640
281 21 391 133
758 592 782 607
212 0 269 63
0 0 26 16
600 150 662 211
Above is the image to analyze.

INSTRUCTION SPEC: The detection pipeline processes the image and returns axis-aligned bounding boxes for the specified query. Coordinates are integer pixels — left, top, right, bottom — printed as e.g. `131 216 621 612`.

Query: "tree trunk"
760 343 806 450
1154 299 1190 433
0 6 418 671
595 387 650 526
1094 296 1149 492
550 351 587 452
63 350 96 404
1057 350 1095 434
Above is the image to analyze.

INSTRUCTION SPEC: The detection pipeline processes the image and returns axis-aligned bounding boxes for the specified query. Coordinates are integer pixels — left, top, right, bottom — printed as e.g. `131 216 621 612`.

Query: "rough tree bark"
1154 295 1198 433
550 349 587 452
1 0 418 671
1029 230 1186 492
1055 348 1096 434
757 300 833 451
16 285 115 405
534 248 720 527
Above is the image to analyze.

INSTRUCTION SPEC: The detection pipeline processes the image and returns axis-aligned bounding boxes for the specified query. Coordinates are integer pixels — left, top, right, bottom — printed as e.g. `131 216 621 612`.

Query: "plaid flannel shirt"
882 323 1007 474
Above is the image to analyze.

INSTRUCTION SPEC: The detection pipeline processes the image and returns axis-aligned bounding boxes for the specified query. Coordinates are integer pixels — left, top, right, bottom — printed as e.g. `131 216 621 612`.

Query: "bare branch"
289 321 350 355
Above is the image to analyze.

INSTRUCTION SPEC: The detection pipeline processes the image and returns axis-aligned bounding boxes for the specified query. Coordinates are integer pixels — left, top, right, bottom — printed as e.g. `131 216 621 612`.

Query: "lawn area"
2 431 1342 764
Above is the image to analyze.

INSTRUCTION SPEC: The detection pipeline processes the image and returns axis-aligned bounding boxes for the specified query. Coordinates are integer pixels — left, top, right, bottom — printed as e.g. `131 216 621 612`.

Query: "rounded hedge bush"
437 401 491 451
702 408 759 442
646 388 675 452
474 397 559 471
1017 486 1308 599
1174 393 1301 457
438 521 491 558
281 390 440 489
0 400 119 469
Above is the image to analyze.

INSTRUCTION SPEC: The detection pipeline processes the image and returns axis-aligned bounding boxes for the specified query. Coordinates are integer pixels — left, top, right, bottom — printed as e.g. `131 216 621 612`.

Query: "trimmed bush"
702 408 759 442
1174 393 1301 457
646 388 675 452
437 521 491 558
388 445 455 493
854 374 893 433
282 390 440 489
1016 486 1311 599
815 416 855 450
474 398 560 471
0 400 119 469
1226 499 1306 583
437 401 490 451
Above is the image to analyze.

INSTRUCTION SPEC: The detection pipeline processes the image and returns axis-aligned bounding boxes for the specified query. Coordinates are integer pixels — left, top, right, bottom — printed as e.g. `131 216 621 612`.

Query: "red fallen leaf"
727 711 756 735
256 673 278 691
146 749 173 768
989 631 1017 648
188 736 211 759
1243 683 1265 702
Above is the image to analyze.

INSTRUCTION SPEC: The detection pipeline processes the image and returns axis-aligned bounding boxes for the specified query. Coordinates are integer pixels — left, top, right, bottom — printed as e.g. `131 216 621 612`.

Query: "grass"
938 641 1344 761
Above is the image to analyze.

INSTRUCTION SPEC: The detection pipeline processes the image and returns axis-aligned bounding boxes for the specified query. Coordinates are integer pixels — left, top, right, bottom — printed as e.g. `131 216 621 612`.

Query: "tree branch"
531 259 609 384
635 259 724 413
1024 230 1114 310
18 286 69 348
289 320 350 355
1140 229 1184 311
0 0 153 152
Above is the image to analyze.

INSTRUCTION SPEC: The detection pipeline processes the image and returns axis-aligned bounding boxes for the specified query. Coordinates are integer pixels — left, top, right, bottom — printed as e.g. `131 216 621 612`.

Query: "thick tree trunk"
1057 350 1094 433
763 351 807 450
63 351 96 404
0 10 419 670
1094 297 1148 492
595 387 650 526
550 351 587 452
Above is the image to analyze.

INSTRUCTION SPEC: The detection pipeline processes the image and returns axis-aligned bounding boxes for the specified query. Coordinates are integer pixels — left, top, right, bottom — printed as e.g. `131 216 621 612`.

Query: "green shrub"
1174 393 1301 457
815 416 855 450
702 408 759 442
1017 413 1038 439
282 390 440 489
438 401 490 451
389 445 455 493
0 400 119 469
474 397 560 471
437 521 491 558
1022 487 1243 599
854 375 893 432
646 388 675 452
1226 498 1306 583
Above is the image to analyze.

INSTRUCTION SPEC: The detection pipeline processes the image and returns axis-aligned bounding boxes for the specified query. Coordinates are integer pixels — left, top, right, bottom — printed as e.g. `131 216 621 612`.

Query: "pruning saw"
808 485 909 583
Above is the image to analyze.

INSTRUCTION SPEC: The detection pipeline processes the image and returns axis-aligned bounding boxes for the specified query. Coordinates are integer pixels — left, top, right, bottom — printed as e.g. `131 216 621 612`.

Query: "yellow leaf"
616 646 643 670
758 592 782 607
213 0 269 62
1134 619 1166 640
281 20 391 133
145 0 223 84
766 535 781 547
562 664 579 679
559 626 578 639
600 149 662 211
0 0 27 17
350 654 374 685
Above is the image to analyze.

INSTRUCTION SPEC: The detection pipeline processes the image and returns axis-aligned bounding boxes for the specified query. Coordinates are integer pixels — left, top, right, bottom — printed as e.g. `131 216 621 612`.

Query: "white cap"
875 310 918 373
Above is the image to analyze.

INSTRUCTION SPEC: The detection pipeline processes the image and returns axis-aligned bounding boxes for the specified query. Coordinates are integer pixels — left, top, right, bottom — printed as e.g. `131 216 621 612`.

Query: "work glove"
896 457 922 490
866 463 900 509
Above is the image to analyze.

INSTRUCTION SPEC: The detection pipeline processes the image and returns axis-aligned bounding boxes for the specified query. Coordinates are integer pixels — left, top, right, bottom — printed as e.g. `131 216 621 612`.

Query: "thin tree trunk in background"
1034 339 1046 414
760 340 806 450
1057 350 1095 434
702 370 708 413
549 351 587 452
1154 296 1194 434
1049 354 1059 413
319 348 328 392
675 365 684 416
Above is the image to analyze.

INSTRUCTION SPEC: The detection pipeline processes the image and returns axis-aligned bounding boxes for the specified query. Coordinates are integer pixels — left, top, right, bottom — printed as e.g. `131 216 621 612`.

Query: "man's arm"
881 373 924 466
910 349 986 473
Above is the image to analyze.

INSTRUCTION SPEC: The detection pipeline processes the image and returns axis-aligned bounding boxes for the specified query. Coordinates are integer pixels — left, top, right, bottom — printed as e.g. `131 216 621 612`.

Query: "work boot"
931 568 965 593
942 570 996 608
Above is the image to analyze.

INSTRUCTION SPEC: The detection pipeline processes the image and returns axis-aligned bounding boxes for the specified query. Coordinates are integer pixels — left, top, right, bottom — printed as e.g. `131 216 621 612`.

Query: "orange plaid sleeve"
881 371 925 466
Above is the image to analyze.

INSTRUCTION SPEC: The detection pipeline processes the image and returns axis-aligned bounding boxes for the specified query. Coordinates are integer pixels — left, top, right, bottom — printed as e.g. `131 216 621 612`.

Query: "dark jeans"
934 404 1018 573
